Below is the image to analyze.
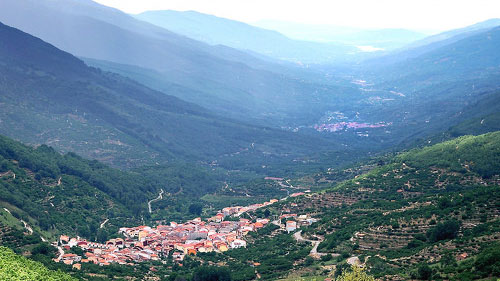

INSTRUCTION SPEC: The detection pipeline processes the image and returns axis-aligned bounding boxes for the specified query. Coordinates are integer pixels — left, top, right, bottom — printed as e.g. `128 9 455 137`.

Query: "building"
230 239 247 249
286 221 297 233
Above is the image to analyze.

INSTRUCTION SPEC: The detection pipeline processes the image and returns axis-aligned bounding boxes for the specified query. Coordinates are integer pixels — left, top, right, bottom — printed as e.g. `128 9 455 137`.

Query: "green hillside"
0 134 147 238
0 133 230 241
0 246 76 281
347 26 500 151
0 132 239 280
313 132 500 279
219 132 500 280
0 21 343 173
0 0 360 126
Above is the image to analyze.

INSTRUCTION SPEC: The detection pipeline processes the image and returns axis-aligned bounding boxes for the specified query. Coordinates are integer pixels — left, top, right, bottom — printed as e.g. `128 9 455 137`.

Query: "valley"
0 1 499 280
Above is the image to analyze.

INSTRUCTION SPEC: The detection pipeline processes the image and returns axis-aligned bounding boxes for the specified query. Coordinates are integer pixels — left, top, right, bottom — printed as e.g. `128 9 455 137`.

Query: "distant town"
55 192 316 269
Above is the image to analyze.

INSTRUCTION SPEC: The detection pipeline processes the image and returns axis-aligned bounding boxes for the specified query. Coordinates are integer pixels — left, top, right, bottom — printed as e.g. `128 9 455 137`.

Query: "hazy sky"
94 0 500 31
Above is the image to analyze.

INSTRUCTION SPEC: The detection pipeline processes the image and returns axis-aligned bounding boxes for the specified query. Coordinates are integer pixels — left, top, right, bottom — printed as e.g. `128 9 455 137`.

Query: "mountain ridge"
0 21 339 170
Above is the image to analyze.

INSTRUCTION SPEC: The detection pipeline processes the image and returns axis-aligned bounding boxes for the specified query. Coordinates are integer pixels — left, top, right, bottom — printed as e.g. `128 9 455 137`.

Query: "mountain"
405 18 500 50
0 130 235 241
0 0 359 125
253 20 427 50
312 132 500 279
134 10 356 63
368 26 500 82
342 26 500 149
365 18 500 66
0 21 342 172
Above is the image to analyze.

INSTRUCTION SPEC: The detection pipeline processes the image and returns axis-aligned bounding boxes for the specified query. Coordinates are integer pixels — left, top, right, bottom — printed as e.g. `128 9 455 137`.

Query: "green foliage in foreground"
0 246 76 281
336 266 375 281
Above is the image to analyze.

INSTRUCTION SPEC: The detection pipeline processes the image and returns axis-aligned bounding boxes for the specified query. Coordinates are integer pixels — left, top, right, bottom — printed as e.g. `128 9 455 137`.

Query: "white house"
230 239 247 249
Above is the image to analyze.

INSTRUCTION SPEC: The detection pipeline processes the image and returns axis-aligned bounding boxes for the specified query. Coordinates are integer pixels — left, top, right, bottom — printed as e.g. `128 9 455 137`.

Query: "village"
54 193 317 269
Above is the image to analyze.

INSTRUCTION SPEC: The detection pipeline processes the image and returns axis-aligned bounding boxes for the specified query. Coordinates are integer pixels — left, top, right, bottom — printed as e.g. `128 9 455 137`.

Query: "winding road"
55 245 64 262
20 220 33 235
148 189 164 214
294 230 337 258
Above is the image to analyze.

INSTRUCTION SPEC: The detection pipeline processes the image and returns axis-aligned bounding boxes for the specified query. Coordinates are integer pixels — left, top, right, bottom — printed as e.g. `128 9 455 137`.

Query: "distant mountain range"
134 10 356 63
353 25 500 146
0 0 499 172
0 0 363 125
365 18 500 65
253 20 429 49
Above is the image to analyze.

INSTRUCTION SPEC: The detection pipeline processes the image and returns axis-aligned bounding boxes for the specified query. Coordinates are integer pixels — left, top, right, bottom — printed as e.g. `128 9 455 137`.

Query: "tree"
427 220 460 242
304 256 314 266
31 243 56 258
440 252 457 268
263 209 271 218
335 265 375 281
96 229 108 243
475 243 500 277
189 203 203 216
192 266 231 281
417 264 432 280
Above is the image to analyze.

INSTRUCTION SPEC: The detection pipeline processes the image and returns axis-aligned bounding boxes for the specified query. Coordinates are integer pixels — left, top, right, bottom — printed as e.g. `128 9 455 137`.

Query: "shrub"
427 220 460 242
474 243 500 277
335 265 375 281
417 264 432 280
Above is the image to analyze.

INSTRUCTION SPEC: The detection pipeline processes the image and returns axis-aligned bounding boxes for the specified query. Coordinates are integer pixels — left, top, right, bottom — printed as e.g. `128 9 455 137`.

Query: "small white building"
286 221 297 233
230 239 247 249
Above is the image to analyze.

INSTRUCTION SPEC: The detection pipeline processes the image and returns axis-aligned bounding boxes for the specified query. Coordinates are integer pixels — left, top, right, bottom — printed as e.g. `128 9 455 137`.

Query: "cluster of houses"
314 121 390 133
54 196 318 268
54 199 281 267
280 213 317 232
56 217 272 267
208 199 279 222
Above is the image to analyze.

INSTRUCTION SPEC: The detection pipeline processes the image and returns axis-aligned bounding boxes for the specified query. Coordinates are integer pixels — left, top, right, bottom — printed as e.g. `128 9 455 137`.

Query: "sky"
93 0 500 31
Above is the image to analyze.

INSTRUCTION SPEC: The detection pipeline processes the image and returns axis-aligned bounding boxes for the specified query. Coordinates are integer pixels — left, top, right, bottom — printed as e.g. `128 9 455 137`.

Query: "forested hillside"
332 25 500 151
0 133 231 240
0 21 341 172
273 132 500 280
0 134 147 238
0 0 361 125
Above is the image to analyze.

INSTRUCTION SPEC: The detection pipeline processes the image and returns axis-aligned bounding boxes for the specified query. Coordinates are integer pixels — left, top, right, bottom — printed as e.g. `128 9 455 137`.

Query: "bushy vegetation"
336 266 375 281
0 246 76 281
427 220 460 242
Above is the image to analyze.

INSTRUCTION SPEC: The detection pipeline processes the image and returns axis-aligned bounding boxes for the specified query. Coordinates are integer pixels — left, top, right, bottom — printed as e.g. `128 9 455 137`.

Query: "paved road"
293 230 336 258
148 189 164 213
347 256 361 265
20 220 33 235
55 246 64 262
100 218 109 229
